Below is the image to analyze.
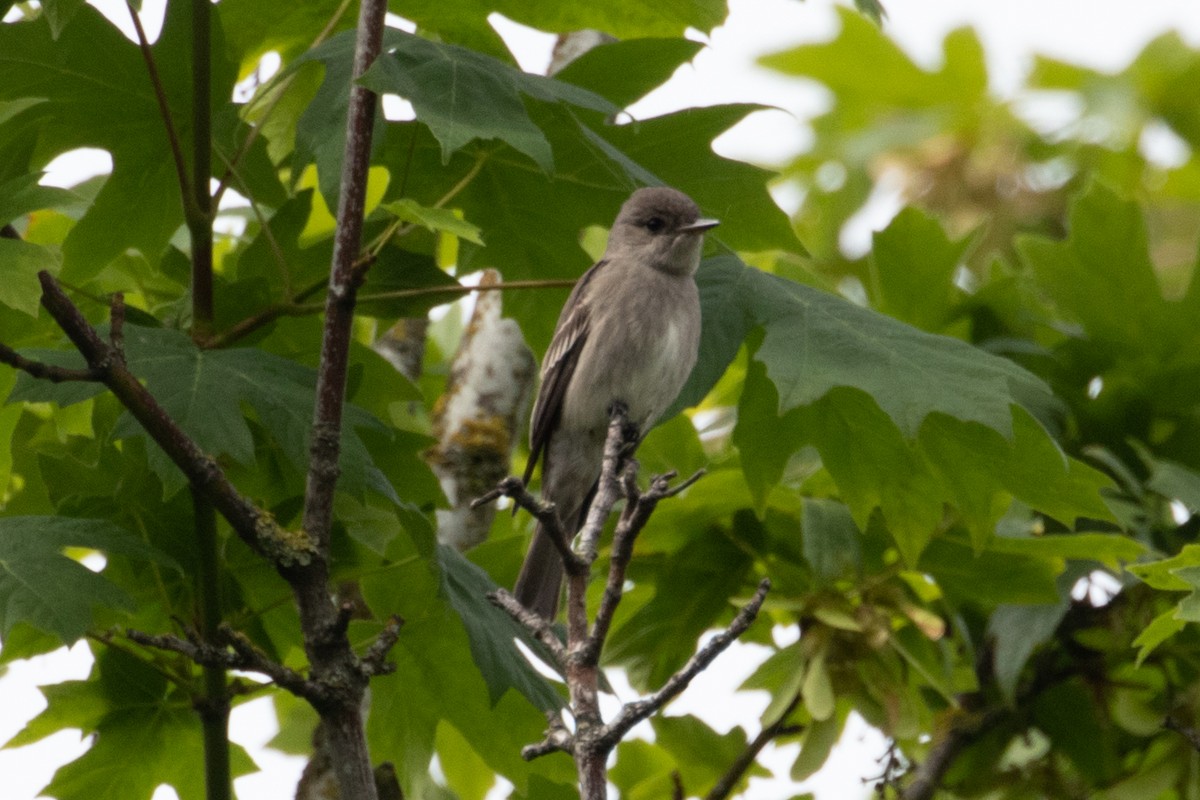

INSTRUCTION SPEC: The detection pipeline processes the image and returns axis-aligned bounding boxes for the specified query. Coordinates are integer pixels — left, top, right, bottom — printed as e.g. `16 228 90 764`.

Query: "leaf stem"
125 1 193 218
211 0 355 209
201 278 577 349
189 0 215 340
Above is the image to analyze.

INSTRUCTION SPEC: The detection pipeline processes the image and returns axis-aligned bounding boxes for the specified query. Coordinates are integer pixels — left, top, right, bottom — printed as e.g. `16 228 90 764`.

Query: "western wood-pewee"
514 187 718 619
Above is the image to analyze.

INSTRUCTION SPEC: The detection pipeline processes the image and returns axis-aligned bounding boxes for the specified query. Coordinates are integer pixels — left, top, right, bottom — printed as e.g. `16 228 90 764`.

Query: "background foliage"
1 0 1199 798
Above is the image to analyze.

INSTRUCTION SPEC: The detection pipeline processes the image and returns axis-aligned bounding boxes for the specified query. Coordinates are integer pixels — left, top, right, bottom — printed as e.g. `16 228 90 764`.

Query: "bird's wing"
523 260 607 485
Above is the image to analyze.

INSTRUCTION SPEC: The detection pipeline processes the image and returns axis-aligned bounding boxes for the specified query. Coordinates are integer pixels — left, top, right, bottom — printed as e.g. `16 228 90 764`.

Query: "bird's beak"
679 218 720 233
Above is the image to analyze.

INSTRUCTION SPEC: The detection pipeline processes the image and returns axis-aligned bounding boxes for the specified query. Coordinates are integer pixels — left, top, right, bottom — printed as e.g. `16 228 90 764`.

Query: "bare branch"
473 476 586 575
706 695 802 800
521 711 575 761
602 579 771 746
360 615 405 678
126 626 322 702
577 405 638 564
0 342 103 383
33 271 314 567
1165 715 1200 753
488 588 567 666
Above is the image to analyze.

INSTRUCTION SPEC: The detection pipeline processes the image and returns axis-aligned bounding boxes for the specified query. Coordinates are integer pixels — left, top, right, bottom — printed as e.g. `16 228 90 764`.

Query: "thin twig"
212 0 355 208
0 343 103 383
215 150 294 294
125 0 193 217
32 271 314 567
473 476 586 575
521 711 574 761
126 626 322 701
577 405 637 564
706 695 802 800
360 615 405 677
602 579 772 746
488 588 567 666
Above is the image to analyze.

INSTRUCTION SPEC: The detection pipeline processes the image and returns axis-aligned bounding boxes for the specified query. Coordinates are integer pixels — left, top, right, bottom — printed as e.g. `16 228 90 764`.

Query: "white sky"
3 0 1199 798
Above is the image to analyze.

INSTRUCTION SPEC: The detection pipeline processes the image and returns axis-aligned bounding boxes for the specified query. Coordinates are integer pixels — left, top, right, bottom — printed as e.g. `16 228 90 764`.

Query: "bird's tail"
514 522 565 620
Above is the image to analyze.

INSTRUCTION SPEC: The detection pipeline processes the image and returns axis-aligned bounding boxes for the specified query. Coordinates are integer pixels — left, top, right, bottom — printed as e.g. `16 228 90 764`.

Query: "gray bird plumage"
514 187 717 619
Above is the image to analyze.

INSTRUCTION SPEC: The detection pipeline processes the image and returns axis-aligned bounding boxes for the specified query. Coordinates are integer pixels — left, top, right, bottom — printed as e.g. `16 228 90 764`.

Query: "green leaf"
607 516 756 689
8 348 106 407
361 30 616 172
762 9 985 114
988 598 1071 704
792 710 844 781
112 326 395 500
0 4 238 279
1018 182 1200 359
680 256 1053 439
802 498 862 584
1132 608 1187 666
553 38 704 108
437 544 563 710
653 715 769 789
1032 678 1119 783
802 647 835 720
1127 544 1200 591
919 530 1062 605
0 238 61 316
381 199 484 245
869 206 971 331
1147 458 1200 512
396 0 725 50
0 516 177 644
41 0 88 39
25 649 255 800
0 172 79 225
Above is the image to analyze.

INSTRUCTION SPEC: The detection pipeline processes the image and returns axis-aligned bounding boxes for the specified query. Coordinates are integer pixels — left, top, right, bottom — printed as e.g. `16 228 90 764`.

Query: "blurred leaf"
653 714 769 790
792 710 844 781
1132 608 1187 666
1019 182 1200 361
0 172 79 225
919 530 1062 605
802 498 862 584
0 238 61 316
870 206 971 331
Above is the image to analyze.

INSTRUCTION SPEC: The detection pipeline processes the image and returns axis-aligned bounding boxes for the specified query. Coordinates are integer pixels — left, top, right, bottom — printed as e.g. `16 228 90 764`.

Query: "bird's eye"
643 216 665 233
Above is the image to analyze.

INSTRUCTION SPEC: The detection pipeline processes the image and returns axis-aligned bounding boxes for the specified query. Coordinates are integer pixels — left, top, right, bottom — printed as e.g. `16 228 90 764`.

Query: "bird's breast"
559 272 700 434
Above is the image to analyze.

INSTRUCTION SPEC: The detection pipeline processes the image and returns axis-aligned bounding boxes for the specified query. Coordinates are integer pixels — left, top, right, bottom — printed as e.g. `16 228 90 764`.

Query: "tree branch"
0 343 103 383
706 695 802 800
32 271 315 567
287 0 389 797
487 588 567 667
601 579 772 746
1164 715 1200 753
126 626 322 702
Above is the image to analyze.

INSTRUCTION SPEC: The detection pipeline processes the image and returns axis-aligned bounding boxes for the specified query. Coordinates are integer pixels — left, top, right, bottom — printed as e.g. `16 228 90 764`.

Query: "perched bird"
514 187 718 619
